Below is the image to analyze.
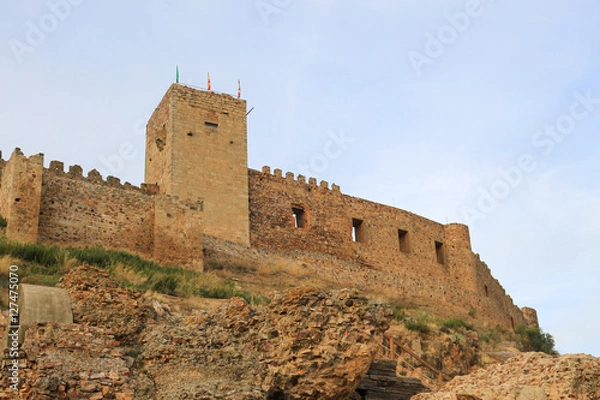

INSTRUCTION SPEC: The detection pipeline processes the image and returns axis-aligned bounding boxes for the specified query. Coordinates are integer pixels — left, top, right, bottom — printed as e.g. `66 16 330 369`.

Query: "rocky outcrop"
413 352 600 400
1 266 392 399
140 286 392 399
1 322 155 399
58 265 156 344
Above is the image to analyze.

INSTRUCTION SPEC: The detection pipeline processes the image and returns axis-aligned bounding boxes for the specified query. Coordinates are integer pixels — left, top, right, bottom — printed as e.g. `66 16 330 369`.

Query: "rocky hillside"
2 263 598 399
1 265 392 399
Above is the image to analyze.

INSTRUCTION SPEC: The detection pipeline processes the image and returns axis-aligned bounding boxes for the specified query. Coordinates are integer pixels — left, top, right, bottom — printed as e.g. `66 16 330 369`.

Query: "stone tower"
145 83 249 245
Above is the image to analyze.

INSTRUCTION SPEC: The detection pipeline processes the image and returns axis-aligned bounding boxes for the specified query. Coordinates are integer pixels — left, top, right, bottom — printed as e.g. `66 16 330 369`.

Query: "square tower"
145 84 249 245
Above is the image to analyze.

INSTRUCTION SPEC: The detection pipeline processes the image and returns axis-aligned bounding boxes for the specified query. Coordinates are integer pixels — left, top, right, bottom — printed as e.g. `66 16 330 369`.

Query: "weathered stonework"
145 84 249 246
248 168 528 329
0 148 43 243
0 83 537 329
0 151 203 270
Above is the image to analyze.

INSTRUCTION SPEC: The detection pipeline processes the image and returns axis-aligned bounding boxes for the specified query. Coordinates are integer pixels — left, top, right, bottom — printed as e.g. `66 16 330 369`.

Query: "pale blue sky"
1 1 599 355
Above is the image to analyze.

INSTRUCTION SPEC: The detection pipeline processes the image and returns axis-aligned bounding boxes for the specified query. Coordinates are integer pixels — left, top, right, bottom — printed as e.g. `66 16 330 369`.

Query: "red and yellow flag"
237 79 241 98
207 73 211 91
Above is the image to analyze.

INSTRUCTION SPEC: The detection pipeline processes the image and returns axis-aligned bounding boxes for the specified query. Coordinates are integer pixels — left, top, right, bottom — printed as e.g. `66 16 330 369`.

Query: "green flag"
176 65 179 83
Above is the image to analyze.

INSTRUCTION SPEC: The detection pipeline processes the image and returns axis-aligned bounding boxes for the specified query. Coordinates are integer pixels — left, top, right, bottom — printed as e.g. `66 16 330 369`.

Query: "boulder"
141 287 392 399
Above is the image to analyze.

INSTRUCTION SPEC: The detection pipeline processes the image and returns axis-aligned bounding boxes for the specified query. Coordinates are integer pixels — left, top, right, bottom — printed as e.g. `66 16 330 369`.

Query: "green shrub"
391 304 405 321
0 215 7 228
152 275 179 295
515 324 557 355
443 318 472 331
480 328 502 345
404 320 431 334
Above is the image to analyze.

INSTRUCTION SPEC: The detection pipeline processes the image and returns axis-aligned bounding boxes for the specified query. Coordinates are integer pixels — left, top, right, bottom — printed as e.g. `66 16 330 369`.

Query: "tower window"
204 121 218 128
435 241 445 264
292 207 305 228
398 229 409 253
352 218 364 243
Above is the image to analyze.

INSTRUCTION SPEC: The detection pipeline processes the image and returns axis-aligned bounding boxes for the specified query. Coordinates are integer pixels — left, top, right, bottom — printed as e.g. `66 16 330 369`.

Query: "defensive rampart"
0 149 203 270
249 167 529 329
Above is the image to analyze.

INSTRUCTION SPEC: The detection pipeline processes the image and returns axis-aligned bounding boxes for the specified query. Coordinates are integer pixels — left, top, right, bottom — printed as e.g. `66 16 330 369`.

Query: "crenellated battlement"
258 166 341 193
45 159 159 195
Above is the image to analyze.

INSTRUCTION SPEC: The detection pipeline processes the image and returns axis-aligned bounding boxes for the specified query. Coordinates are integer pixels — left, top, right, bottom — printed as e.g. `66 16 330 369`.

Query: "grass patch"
0 215 7 229
391 303 405 322
404 320 431 334
442 318 472 331
403 311 433 335
0 236 270 306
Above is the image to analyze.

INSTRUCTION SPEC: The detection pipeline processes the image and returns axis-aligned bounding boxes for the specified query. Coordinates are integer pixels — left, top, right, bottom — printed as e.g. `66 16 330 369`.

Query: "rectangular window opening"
352 218 364 243
204 121 219 128
435 241 445 264
398 229 409 253
292 207 305 228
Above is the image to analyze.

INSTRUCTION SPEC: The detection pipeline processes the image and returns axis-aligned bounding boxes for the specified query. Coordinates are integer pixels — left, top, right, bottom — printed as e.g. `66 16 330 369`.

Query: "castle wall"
153 195 203 269
145 86 174 194
0 154 204 270
248 167 530 329
37 162 156 255
0 149 43 242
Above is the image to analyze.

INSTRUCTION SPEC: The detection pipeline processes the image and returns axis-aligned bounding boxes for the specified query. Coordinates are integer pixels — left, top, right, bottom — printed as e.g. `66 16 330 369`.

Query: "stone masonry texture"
145 84 250 245
248 167 528 329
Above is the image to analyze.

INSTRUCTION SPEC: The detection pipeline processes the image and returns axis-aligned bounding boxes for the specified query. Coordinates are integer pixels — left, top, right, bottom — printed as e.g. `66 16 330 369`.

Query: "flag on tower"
207 73 211 90
176 65 179 83
237 79 241 98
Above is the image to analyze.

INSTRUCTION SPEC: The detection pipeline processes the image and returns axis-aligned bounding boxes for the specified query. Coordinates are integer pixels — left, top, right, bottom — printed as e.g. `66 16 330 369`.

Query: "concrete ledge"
9 284 73 346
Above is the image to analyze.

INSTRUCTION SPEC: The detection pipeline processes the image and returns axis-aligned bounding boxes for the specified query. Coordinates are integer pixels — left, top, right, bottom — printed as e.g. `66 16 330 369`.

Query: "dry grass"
0 255 20 277
0 255 20 308
111 263 149 287
177 270 226 297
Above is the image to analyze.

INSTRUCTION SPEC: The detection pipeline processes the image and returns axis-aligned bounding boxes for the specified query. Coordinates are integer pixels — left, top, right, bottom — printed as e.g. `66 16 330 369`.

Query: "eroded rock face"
140 287 392 399
1 266 391 399
58 265 156 344
413 352 600 400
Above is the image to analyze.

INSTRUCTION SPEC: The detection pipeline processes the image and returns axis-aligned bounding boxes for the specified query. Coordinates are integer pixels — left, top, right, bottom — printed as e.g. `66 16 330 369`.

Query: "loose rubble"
413 352 600 400
58 265 156 344
1 322 154 399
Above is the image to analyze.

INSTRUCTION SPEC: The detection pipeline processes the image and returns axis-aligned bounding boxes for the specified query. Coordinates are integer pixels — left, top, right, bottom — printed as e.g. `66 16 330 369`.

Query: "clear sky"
1 1 598 356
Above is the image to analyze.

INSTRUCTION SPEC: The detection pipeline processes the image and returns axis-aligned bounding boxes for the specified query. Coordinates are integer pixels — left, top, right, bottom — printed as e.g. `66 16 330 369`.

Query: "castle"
0 83 538 330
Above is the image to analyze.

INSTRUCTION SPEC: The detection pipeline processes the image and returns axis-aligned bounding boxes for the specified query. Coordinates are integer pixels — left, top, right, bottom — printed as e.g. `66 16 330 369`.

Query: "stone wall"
0 151 203 270
248 167 531 329
38 161 156 256
0 148 43 242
